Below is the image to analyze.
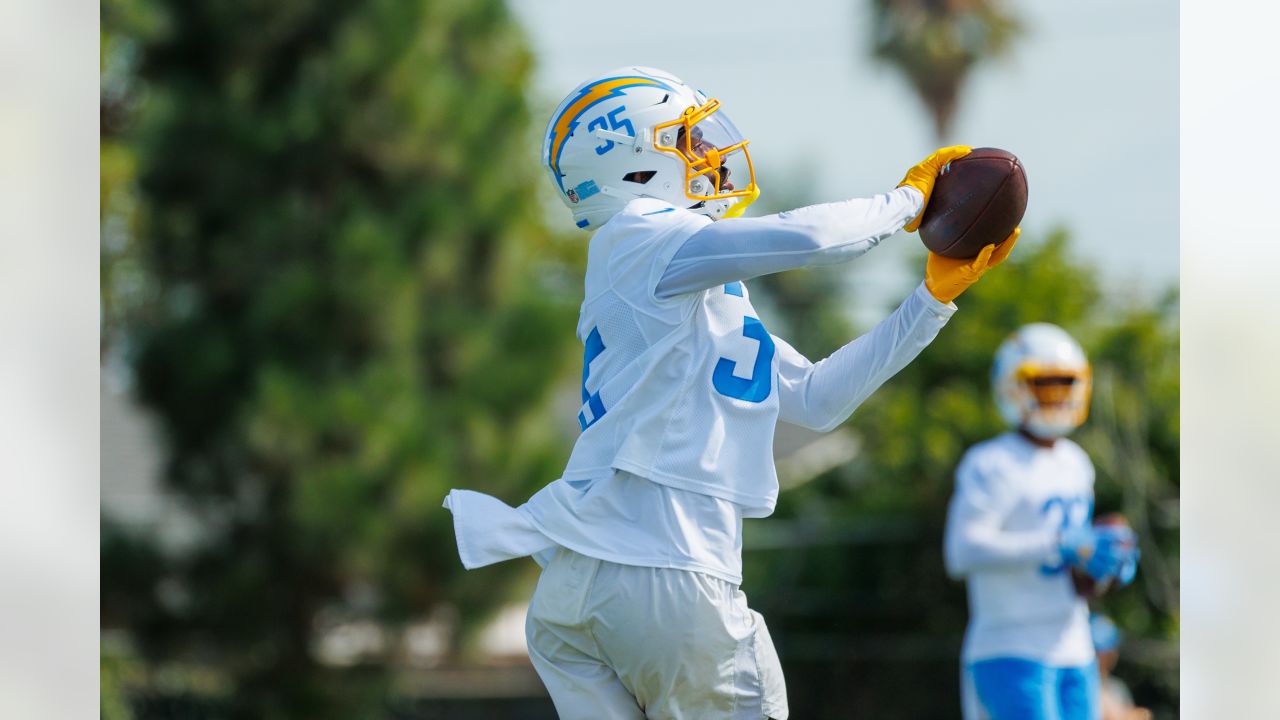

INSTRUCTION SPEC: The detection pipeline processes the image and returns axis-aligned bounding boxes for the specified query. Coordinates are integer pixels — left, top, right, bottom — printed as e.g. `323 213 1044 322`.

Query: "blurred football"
1070 567 1111 599
919 147 1028 259
1071 513 1131 599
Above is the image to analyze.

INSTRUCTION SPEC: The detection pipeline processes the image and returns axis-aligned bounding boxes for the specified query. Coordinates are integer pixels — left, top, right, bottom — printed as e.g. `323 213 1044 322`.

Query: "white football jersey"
944 432 1096 666
445 187 949 586
562 197 784 516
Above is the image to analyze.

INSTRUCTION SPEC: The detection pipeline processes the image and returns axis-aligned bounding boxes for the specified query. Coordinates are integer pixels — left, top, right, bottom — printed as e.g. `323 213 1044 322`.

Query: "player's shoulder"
581 199 709 311
1054 436 1095 472
620 197 678 216
1054 435 1088 457
587 200 675 267
591 199 701 256
955 433 1024 484
591 199 709 283
960 432 1022 466
600 198 709 235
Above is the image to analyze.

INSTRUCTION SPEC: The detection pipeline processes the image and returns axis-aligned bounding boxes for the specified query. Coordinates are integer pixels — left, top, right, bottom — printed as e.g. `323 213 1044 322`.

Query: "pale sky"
510 0 1178 307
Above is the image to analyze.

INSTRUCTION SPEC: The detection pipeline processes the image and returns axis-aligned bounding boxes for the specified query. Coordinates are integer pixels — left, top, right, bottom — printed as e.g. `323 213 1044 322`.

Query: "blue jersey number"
1039 495 1094 575
713 316 775 403
584 293 774 429
587 106 635 156
579 327 607 430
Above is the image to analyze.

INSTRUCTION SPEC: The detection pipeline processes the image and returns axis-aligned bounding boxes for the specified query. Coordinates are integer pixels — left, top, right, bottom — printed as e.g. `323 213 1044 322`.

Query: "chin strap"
721 183 761 219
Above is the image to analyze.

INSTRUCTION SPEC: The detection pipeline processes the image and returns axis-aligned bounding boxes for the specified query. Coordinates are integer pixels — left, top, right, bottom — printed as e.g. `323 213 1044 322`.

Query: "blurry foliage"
102 652 135 720
100 0 580 716
870 0 1022 137
745 230 1179 718
101 0 158 359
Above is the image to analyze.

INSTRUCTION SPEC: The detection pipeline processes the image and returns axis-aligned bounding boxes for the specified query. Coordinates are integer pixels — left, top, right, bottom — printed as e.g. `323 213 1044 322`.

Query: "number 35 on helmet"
542 66 760 231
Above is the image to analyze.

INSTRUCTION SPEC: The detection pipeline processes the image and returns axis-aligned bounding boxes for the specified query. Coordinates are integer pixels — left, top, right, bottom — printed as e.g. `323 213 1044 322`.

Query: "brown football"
1070 567 1112 600
919 147 1028 259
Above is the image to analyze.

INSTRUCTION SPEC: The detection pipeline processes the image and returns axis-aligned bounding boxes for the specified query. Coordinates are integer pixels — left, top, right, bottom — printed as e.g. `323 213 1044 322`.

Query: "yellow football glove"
898 145 973 232
925 227 1020 304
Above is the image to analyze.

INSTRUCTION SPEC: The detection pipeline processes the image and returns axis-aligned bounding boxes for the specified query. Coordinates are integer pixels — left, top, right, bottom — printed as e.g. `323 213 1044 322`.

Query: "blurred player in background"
1090 614 1153 720
445 66 1018 719
945 323 1140 720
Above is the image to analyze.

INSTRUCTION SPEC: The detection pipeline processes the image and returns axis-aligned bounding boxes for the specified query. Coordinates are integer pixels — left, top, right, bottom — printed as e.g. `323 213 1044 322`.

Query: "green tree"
869 0 1022 138
102 0 580 716
101 0 157 361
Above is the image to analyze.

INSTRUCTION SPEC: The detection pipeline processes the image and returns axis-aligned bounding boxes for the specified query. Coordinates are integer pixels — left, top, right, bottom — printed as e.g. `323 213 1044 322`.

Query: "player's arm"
943 458 1060 578
654 188 919 297
773 282 954 432
653 147 971 298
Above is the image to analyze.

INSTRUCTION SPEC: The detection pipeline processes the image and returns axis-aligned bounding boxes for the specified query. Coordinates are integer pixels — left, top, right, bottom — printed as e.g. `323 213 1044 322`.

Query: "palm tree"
870 0 1021 138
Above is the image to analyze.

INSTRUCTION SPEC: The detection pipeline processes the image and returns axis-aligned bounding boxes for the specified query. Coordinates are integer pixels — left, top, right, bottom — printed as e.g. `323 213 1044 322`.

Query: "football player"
944 323 1140 720
445 66 1018 719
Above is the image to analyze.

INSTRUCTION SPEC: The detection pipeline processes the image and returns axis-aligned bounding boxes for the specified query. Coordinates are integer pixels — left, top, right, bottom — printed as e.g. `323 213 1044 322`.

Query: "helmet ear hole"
622 170 657 184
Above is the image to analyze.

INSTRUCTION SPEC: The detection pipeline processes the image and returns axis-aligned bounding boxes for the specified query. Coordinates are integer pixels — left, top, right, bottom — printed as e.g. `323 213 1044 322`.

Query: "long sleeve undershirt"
773 283 954 432
654 186 923 298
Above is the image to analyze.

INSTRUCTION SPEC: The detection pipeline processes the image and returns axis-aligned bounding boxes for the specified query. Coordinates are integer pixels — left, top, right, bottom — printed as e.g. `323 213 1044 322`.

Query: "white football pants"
525 547 788 719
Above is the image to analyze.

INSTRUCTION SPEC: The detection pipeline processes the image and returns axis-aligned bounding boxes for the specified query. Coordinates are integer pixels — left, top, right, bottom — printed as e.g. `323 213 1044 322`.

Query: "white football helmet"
991 323 1093 439
542 66 759 231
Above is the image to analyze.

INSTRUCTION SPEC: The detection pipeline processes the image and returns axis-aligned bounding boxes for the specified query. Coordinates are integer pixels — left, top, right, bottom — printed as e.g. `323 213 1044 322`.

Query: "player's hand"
1060 524 1139 583
1093 525 1140 586
899 145 972 232
1113 537 1141 587
924 227 1019 304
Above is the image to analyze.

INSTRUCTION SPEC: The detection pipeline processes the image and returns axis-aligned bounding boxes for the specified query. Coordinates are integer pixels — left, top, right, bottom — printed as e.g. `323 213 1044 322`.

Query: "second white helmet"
991 323 1092 439
541 66 759 231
